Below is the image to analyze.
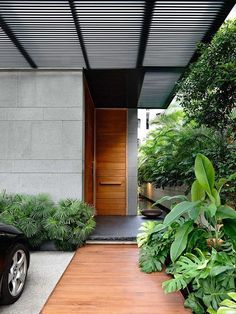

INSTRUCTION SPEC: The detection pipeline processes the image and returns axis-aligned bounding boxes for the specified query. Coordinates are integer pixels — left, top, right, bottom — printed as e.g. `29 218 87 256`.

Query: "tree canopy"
177 19 236 131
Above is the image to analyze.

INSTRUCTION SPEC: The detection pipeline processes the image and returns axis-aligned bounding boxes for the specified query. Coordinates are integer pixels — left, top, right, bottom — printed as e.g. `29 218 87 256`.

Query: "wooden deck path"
41 245 190 314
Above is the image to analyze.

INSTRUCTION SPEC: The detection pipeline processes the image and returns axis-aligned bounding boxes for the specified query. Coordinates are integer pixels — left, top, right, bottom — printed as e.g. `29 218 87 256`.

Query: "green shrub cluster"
138 154 236 314
138 109 236 207
138 19 236 207
0 192 95 251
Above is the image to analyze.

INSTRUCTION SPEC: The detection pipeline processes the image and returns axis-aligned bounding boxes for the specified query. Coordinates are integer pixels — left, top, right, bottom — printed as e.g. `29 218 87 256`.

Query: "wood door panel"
96 153 126 163
96 146 126 155
96 109 127 215
96 110 127 134
96 198 126 206
97 134 126 144
96 177 126 193
96 200 126 215
96 191 125 199
96 168 126 177
96 162 126 171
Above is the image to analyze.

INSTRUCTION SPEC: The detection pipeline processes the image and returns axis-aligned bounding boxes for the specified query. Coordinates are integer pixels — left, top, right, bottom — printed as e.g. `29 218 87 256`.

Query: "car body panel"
0 223 30 299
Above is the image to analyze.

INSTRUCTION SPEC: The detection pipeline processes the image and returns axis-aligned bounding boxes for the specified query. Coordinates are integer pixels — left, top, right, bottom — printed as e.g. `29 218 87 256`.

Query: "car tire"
0 243 29 305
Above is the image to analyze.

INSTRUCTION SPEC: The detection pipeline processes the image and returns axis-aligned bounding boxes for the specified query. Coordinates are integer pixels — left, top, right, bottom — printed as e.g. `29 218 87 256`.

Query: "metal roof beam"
136 0 155 68
150 0 235 107
190 0 235 63
68 0 90 69
142 66 185 73
0 15 37 68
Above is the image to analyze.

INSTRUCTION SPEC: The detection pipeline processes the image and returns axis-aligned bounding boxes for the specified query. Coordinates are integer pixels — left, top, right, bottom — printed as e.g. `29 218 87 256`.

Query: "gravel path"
1 251 74 314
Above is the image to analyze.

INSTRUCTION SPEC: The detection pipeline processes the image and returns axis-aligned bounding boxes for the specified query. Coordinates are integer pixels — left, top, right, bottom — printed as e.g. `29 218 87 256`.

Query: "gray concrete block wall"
0 71 84 201
127 109 138 215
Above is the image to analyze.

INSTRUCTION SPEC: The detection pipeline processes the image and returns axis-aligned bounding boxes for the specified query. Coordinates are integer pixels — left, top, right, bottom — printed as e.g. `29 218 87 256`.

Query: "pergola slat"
0 0 234 108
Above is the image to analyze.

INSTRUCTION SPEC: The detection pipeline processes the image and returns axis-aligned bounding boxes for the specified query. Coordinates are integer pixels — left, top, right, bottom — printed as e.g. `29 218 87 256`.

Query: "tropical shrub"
138 110 236 207
0 193 54 247
45 199 95 251
137 220 177 273
0 190 17 213
0 192 95 250
137 154 236 313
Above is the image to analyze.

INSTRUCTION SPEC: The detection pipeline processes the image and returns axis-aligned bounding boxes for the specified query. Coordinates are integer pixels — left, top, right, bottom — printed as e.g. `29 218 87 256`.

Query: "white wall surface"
0 71 84 201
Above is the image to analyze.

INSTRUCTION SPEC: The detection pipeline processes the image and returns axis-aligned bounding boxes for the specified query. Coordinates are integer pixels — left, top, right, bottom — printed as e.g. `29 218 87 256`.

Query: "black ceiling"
0 0 235 108
84 69 144 108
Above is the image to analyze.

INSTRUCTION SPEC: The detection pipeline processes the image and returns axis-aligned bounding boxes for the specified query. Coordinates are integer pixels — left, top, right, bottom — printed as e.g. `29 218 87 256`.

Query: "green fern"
45 199 96 251
0 192 95 250
0 193 54 247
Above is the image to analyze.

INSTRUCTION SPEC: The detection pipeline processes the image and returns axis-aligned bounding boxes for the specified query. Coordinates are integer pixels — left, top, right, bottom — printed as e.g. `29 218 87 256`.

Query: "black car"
0 223 30 305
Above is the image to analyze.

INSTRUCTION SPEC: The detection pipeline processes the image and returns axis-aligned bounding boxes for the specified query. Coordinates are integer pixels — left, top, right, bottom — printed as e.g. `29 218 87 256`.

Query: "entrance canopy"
0 0 234 108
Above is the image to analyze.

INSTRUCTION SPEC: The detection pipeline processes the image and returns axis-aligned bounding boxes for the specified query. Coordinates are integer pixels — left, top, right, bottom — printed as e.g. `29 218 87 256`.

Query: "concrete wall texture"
0 71 84 201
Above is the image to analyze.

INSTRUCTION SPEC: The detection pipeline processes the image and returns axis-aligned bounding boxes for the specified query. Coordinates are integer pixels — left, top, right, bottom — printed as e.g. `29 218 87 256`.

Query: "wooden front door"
95 109 127 215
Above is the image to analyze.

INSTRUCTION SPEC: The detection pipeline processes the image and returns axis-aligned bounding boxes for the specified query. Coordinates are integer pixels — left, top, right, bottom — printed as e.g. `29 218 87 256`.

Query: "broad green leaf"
212 188 221 206
185 293 206 314
217 293 236 314
206 203 217 217
164 201 200 226
218 307 236 314
223 219 236 241
137 221 166 247
210 265 234 277
220 299 236 308
195 154 215 195
216 206 236 220
189 204 202 220
216 173 236 193
162 274 188 293
216 178 229 192
228 293 236 302
207 309 217 314
153 194 188 206
152 223 166 233
170 221 194 262
229 173 236 181
191 180 206 201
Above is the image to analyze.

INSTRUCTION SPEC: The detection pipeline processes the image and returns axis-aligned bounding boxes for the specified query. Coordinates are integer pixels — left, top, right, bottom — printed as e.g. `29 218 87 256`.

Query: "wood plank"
96 152 126 163
96 162 126 170
96 168 126 177
96 191 125 199
95 206 126 215
41 245 191 314
96 110 127 133
96 199 126 215
96 176 126 192
97 134 126 145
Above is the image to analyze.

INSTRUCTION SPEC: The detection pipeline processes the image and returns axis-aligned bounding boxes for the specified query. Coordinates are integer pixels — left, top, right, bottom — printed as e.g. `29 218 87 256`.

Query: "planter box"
140 183 189 208
37 240 58 251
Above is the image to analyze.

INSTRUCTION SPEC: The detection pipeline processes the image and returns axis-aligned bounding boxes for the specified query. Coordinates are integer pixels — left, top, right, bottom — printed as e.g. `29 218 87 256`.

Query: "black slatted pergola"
0 0 234 108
